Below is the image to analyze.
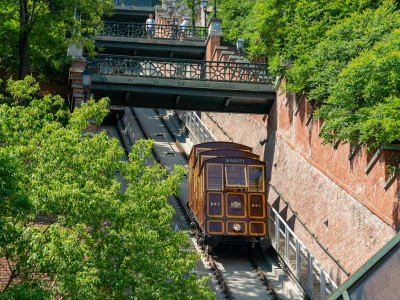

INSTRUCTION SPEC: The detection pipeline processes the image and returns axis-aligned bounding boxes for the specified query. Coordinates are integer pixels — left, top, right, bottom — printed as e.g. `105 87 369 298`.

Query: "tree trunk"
18 0 29 80
18 31 29 80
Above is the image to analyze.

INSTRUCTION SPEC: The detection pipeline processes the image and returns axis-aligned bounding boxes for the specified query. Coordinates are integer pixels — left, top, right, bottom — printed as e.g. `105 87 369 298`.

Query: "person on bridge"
146 14 155 39
179 17 190 40
170 16 178 40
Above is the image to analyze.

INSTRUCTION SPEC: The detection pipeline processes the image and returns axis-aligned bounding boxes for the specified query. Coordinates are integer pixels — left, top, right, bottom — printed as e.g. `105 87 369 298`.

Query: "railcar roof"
189 141 253 166
195 149 259 173
199 156 266 174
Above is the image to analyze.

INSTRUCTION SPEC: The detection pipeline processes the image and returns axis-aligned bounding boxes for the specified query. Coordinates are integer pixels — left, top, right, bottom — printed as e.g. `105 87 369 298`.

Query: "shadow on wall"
393 200 400 232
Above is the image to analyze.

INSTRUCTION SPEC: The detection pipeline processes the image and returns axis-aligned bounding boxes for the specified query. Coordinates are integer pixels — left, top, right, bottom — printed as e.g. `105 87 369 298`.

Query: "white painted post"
308 253 313 295
285 226 290 262
321 269 326 300
275 214 280 252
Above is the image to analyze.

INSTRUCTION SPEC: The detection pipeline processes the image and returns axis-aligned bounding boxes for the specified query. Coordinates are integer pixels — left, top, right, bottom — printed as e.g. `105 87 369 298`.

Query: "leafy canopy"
219 0 400 149
0 77 212 299
0 0 113 77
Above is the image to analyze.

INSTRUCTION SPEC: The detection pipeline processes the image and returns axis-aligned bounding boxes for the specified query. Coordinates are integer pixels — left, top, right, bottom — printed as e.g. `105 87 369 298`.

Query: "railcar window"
225 164 247 187
248 166 264 192
207 164 223 190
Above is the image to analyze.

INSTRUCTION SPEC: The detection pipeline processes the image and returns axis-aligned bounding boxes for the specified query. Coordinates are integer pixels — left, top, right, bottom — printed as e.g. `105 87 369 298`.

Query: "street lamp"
202 0 208 28
213 0 217 18
82 68 92 100
236 37 244 59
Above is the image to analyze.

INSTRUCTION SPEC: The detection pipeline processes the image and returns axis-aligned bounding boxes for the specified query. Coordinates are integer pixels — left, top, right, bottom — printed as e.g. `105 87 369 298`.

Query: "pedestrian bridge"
88 55 276 114
95 22 207 59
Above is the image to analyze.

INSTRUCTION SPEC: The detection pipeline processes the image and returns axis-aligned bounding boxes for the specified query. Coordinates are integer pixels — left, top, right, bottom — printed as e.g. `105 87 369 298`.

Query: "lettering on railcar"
230 201 242 209
210 202 221 207
251 203 262 208
225 158 245 163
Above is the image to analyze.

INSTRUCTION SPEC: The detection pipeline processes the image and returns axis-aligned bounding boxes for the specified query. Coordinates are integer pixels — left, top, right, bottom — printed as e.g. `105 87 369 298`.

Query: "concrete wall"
200 89 399 284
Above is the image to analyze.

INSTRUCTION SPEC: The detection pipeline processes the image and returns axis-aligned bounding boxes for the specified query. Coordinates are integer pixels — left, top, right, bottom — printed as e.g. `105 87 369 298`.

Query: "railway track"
109 107 297 300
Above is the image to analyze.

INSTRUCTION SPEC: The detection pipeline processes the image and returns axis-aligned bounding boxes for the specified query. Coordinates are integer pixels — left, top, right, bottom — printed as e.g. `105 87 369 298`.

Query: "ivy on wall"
218 0 400 150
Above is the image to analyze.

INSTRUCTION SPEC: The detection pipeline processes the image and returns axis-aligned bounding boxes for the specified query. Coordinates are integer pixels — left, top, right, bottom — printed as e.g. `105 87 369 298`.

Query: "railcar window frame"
207 163 223 191
247 165 265 192
225 164 248 187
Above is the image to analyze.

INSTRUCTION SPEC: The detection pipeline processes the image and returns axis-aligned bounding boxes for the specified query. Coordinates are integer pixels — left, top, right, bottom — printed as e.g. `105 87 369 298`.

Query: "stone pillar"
205 18 223 61
68 58 98 132
69 58 87 110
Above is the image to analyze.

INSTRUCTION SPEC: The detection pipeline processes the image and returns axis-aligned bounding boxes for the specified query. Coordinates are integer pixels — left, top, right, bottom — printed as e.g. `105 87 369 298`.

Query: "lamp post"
202 0 208 28
82 67 93 101
213 0 216 18
236 37 244 59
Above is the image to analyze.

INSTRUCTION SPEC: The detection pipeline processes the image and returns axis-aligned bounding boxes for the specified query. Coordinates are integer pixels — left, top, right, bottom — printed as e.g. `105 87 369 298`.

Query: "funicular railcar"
188 142 271 252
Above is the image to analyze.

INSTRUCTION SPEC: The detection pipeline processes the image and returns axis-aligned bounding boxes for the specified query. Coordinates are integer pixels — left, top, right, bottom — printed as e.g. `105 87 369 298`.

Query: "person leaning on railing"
146 14 155 38
170 16 178 40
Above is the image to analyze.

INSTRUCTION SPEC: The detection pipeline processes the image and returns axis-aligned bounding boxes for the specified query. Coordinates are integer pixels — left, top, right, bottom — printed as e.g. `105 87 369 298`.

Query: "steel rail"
115 118 131 156
247 253 281 300
129 108 235 299
158 110 290 300
155 109 285 300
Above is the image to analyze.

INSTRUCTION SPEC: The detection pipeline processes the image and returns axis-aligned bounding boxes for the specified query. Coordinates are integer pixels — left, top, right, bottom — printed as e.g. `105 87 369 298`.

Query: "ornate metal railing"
89 55 272 84
99 22 208 41
114 0 161 7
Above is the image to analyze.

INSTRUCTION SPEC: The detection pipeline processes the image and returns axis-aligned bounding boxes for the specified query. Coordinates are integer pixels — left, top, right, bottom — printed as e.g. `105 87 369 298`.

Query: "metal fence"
114 0 161 7
89 55 272 84
269 207 338 300
100 21 208 41
175 111 216 143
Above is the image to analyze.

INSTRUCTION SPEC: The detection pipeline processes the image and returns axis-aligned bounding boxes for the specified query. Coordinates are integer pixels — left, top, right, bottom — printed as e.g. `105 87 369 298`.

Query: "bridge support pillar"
205 17 223 61
68 58 98 132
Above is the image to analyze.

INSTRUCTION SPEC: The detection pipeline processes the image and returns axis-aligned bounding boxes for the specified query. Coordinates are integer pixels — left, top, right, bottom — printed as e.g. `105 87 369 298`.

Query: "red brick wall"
205 35 221 61
201 88 399 284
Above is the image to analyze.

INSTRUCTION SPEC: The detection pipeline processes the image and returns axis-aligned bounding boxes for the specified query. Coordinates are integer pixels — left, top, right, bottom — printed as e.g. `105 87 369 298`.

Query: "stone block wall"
200 88 399 284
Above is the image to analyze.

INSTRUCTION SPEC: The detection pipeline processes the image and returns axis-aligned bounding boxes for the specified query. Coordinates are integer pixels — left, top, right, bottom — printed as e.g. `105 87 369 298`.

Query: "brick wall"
201 88 399 284
205 35 221 61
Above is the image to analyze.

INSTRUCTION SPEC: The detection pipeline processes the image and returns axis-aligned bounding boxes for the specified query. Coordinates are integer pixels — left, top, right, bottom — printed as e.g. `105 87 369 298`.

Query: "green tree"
0 0 114 80
0 77 212 299
218 0 400 149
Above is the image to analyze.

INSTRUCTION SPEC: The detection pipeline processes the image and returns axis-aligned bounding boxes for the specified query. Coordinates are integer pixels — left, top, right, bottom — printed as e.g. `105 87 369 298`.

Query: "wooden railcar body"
188 142 270 249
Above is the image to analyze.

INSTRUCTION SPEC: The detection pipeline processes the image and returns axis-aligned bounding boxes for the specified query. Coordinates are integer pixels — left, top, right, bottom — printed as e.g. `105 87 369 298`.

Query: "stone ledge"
384 163 400 190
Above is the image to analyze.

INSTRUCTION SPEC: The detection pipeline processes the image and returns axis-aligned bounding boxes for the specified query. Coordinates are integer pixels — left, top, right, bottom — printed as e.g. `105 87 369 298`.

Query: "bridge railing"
89 55 272 84
269 206 338 300
100 21 208 41
176 111 216 143
114 0 161 7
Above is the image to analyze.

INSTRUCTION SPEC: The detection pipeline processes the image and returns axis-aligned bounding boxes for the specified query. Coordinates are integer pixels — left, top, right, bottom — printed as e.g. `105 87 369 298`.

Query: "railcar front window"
226 164 247 187
248 166 264 192
207 164 223 190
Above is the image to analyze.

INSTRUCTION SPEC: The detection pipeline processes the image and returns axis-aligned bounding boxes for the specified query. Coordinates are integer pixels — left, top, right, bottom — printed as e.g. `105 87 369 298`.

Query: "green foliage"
219 0 400 149
0 77 213 299
217 0 256 42
0 0 114 77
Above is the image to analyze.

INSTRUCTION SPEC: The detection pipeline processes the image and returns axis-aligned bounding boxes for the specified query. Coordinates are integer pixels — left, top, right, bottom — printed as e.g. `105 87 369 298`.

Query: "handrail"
100 21 208 41
89 55 272 84
270 206 338 299
114 0 162 7
176 111 217 143
269 182 350 277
